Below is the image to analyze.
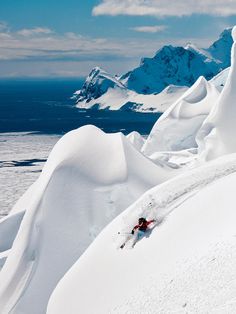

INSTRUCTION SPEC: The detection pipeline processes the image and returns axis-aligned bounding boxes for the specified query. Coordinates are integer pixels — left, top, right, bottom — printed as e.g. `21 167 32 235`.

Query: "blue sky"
1 0 236 78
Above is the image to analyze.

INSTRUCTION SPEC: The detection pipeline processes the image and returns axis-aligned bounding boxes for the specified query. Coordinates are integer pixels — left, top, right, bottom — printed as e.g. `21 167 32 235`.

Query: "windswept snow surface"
210 67 229 92
0 125 172 314
198 26 236 160
126 131 145 151
142 76 219 155
47 153 236 314
2 26 236 314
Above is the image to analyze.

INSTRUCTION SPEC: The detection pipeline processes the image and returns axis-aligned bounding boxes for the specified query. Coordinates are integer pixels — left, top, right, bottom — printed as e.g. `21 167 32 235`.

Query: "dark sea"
0 79 161 135
0 79 161 215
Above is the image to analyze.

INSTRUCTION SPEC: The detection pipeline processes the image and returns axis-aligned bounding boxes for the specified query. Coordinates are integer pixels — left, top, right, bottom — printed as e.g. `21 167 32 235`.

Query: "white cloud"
0 24 216 77
131 25 167 33
92 0 236 17
0 25 171 63
17 27 53 36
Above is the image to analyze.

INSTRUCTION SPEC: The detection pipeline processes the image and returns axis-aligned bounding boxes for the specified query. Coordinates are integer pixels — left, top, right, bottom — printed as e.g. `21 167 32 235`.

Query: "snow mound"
126 131 145 151
142 76 219 155
0 125 170 314
197 26 236 160
47 153 236 314
210 67 229 92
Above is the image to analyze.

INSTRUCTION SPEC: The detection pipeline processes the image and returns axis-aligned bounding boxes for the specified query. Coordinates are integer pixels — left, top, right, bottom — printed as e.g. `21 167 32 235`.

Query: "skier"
120 217 155 249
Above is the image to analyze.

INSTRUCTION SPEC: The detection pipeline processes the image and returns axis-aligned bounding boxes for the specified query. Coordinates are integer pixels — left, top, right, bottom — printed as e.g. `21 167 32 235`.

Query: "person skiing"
120 217 155 249
131 217 155 240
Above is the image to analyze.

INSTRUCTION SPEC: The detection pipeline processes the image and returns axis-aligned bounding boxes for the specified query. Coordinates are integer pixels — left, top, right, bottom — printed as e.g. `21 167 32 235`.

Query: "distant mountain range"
74 28 232 112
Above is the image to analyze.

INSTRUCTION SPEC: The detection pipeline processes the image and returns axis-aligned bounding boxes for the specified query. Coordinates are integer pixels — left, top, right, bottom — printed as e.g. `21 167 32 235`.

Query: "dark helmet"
138 217 146 224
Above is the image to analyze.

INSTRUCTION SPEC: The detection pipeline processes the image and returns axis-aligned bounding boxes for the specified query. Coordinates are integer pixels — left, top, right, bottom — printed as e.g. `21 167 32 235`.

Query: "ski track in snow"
120 153 236 237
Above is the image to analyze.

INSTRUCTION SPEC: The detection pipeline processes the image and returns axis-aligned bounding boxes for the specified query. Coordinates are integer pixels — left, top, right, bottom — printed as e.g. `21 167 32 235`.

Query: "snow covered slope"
2 25 236 314
142 76 219 154
74 67 187 112
197 26 236 160
210 67 229 92
0 125 172 314
47 153 236 314
126 131 145 151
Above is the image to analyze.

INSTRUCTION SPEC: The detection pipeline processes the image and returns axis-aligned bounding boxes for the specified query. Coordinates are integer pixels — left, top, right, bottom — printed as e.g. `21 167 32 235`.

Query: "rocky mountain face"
74 67 126 103
121 28 233 94
74 28 232 108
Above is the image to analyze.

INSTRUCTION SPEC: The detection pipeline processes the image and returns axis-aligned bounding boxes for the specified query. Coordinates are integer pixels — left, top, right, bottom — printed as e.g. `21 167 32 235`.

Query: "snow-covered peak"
207 27 233 68
120 29 233 95
121 45 216 94
73 67 126 104
75 28 233 111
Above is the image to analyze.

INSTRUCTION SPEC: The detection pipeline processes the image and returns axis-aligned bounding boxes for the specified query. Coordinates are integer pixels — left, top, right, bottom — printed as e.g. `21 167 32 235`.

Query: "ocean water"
0 79 161 216
0 79 160 134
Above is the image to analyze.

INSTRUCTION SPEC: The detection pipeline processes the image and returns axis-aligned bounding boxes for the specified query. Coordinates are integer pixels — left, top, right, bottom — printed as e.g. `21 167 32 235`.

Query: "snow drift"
0 125 171 314
47 153 236 314
142 76 219 155
2 26 236 314
197 26 236 160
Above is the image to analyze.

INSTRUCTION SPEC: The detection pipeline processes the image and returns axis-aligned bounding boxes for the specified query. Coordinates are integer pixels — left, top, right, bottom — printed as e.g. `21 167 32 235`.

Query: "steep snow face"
126 131 145 151
122 45 216 94
47 154 236 314
0 125 171 314
142 76 219 155
210 67 229 92
197 26 236 160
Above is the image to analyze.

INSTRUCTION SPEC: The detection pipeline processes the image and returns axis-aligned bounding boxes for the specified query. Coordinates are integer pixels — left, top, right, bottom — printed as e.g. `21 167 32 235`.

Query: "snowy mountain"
73 67 188 112
207 27 233 69
122 45 214 94
73 67 126 104
74 28 232 112
2 26 236 314
122 28 233 94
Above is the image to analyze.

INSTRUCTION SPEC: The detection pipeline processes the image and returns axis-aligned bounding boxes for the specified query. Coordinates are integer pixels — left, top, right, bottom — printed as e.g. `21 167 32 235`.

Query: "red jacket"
132 220 155 232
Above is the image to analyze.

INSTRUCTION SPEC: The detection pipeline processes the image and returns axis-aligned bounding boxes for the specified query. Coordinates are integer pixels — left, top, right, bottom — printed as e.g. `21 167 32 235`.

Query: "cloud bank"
0 23 214 77
131 25 167 33
92 0 236 17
